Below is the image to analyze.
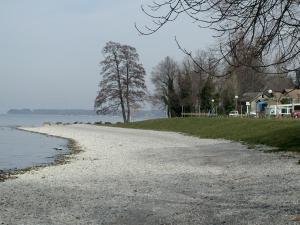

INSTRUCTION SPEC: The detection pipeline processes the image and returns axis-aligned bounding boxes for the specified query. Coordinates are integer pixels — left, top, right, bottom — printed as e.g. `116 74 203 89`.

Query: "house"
240 88 300 116
266 89 300 116
240 92 267 114
281 89 300 104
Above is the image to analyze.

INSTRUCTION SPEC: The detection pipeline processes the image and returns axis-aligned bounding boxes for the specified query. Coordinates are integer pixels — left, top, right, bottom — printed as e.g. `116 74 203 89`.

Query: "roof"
240 88 300 103
241 92 263 102
282 88 300 99
264 75 294 91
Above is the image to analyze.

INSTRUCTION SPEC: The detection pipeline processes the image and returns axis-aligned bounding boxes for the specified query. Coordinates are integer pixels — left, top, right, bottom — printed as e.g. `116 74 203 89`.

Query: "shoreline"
0 127 83 183
1 123 298 183
0 124 299 224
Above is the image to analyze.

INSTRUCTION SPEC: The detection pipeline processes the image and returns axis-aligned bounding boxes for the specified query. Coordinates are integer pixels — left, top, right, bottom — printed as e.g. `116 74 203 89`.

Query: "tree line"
95 40 295 122
95 1 299 122
151 48 294 117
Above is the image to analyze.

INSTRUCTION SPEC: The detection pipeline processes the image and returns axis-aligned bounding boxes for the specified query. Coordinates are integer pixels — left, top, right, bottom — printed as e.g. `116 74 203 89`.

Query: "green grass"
115 117 300 152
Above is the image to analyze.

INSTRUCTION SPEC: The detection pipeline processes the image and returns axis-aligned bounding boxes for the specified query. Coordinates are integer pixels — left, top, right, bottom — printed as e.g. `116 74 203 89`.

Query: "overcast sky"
0 0 213 113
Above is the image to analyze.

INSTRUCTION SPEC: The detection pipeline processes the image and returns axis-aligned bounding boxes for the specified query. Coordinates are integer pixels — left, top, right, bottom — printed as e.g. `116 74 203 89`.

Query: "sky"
0 0 213 113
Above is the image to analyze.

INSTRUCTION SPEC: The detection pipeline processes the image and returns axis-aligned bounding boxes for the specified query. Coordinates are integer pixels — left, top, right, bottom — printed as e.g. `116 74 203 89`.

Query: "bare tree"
181 57 203 111
137 0 300 73
95 41 147 123
121 44 147 122
151 56 181 117
228 37 267 95
178 59 195 112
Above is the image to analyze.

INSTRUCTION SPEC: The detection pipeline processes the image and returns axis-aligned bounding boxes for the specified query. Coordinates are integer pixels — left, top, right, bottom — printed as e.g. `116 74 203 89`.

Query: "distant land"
7 109 96 115
7 109 166 118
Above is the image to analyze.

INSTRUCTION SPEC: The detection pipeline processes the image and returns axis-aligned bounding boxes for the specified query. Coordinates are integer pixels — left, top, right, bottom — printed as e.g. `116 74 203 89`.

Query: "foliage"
221 88 236 114
150 49 296 116
280 98 291 104
199 77 215 112
177 72 193 113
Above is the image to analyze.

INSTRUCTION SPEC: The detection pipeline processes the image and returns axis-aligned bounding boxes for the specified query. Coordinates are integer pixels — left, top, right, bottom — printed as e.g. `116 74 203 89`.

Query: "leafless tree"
121 44 148 122
151 56 181 117
181 58 199 111
137 0 300 73
228 37 267 95
95 42 147 123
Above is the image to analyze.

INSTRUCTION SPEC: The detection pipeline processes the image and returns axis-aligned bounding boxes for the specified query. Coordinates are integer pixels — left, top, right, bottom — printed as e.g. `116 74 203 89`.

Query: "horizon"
0 1 213 114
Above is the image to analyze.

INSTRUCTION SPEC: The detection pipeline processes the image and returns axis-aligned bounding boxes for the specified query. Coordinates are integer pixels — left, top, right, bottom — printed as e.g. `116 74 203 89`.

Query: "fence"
181 112 216 117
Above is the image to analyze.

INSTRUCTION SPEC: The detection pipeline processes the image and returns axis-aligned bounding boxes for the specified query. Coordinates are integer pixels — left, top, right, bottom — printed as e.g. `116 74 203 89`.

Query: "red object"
292 111 300 118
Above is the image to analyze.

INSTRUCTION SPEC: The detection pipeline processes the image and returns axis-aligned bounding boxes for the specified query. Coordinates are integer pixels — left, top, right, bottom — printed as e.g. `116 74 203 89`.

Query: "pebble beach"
0 124 299 225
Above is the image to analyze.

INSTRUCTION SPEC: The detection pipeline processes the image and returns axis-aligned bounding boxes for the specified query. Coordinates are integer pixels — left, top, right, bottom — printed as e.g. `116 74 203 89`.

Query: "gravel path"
0 124 299 225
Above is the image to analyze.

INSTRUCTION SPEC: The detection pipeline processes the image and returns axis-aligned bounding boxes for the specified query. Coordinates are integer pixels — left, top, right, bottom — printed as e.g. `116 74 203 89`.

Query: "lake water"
0 114 126 171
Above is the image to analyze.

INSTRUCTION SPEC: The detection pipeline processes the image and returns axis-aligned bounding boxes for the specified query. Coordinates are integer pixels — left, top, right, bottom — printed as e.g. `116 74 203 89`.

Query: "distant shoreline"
7 109 97 116
6 109 165 118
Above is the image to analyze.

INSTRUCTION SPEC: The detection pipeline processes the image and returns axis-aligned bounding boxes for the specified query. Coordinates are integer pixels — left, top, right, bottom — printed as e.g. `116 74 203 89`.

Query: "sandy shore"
0 124 299 225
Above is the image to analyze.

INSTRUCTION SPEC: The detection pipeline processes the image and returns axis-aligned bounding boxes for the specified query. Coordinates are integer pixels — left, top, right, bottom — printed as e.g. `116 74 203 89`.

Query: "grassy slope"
116 117 300 152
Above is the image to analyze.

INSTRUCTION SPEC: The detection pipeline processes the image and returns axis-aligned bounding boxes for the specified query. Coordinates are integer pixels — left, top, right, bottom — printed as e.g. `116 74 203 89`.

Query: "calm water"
0 114 122 171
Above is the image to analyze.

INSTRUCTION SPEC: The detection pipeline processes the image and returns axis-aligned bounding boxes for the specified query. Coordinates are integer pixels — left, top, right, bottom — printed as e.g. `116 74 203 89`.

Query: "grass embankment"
116 117 300 152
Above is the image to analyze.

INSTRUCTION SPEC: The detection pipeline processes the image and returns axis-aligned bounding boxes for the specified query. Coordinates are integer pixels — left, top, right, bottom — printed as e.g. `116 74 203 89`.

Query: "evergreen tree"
151 56 181 117
177 72 193 113
200 78 214 112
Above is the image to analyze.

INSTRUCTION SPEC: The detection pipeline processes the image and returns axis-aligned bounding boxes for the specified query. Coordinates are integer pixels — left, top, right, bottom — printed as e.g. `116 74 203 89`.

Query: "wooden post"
240 105 243 117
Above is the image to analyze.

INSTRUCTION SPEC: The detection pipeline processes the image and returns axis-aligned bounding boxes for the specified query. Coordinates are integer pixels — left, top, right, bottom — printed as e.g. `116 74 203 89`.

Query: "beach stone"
0 124 299 225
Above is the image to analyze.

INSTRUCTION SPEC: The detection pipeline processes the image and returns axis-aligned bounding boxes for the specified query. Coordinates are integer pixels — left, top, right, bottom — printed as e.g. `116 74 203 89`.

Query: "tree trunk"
114 53 127 123
126 63 131 122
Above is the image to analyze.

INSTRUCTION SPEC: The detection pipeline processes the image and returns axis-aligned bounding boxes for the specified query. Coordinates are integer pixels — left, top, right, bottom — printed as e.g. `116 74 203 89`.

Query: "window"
294 105 300 111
